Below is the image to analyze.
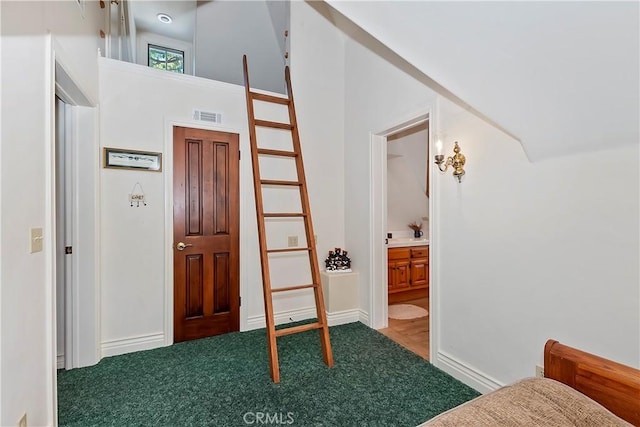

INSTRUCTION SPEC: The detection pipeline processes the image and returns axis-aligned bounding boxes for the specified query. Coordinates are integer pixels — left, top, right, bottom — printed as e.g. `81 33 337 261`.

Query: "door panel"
186 140 203 236
186 254 204 318
213 253 230 313
174 126 239 342
410 258 428 287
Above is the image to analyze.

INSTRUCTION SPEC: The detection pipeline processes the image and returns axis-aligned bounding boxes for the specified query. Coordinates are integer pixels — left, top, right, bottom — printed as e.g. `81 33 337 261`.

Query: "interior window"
148 44 184 74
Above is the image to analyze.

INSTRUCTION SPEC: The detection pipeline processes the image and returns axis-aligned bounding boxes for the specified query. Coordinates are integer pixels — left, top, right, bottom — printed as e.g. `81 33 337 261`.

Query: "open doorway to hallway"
377 120 430 360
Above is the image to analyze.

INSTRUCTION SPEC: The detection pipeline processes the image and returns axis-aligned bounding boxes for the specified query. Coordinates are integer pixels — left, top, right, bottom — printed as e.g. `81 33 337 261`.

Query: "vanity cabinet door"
388 248 411 291
393 260 410 289
410 258 428 288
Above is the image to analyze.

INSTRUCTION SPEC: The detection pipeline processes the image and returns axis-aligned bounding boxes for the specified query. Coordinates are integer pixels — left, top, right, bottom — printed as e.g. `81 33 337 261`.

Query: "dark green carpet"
58 322 479 426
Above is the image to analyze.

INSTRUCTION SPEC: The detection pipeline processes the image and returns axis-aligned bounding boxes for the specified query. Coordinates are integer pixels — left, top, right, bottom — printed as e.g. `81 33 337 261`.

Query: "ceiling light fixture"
157 13 173 24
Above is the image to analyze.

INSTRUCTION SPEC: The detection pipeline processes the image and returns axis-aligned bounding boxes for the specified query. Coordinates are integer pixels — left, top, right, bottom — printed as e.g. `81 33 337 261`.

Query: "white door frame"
54 53 101 368
55 99 75 370
50 35 102 424
369 109 436 360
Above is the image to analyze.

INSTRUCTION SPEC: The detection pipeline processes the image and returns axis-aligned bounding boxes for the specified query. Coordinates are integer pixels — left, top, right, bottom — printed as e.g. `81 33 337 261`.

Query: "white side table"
320 270 359 313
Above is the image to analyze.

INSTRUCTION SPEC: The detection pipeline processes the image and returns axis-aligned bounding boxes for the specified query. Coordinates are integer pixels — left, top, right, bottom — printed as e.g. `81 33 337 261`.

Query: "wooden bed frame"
544 339 640 425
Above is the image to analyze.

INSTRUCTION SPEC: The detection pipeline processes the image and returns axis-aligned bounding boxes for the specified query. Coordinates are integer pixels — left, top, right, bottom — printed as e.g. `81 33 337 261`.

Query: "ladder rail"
284 66 334 368
242 55 280 382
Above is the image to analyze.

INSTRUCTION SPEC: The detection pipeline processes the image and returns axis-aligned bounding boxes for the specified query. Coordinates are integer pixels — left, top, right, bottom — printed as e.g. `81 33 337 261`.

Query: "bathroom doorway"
373 115 431 360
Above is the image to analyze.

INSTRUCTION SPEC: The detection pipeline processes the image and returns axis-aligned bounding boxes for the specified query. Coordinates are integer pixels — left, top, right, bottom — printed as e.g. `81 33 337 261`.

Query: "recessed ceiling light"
157 13 173 24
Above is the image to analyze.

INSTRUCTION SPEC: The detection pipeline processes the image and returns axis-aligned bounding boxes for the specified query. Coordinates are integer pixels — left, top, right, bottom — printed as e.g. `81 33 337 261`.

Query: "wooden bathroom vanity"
388 245 429 304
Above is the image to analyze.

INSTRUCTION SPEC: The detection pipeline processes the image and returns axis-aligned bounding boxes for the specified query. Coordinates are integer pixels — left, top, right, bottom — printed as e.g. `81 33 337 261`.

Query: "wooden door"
173 126 240 342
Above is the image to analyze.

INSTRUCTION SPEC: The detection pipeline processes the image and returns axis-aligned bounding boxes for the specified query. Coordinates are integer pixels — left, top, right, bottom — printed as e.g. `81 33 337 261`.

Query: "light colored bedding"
419 377 632 426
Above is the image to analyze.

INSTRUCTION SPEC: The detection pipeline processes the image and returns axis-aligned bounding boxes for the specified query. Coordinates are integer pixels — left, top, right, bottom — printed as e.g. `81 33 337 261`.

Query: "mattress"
419 377 632 426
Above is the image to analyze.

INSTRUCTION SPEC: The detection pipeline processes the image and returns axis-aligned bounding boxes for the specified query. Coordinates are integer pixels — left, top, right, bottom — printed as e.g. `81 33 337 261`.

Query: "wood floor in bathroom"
378 297 430 360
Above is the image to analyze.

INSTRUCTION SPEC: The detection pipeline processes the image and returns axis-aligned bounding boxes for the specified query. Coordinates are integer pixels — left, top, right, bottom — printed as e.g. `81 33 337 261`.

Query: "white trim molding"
57 355 65 370
326 309 360 326
101 333 166 358
435 350 503 394
246 306 318 331
358 309 370 326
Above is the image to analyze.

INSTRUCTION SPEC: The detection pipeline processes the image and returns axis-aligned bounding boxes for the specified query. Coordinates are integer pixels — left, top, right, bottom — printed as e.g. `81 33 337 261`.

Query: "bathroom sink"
387 237 429 248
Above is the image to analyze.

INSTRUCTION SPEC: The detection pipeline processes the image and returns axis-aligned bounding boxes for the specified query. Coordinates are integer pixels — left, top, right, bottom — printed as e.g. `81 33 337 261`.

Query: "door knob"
176 242 192 251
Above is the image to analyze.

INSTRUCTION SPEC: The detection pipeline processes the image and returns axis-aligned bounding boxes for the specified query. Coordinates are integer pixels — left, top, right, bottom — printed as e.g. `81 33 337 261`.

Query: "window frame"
137 32 193 75
147 44 185 74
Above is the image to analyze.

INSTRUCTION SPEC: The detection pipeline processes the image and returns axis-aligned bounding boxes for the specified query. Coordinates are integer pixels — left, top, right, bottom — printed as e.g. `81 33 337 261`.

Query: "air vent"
193 109 222 124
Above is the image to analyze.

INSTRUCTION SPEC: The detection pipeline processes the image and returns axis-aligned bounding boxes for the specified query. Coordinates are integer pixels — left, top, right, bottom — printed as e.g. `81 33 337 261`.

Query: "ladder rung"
261 180 301 186
267 247 312 254
255 119 293 130
271 283 317 293
275 322 323 337
264 213 307 218
251 91 290 105
257 148 297 157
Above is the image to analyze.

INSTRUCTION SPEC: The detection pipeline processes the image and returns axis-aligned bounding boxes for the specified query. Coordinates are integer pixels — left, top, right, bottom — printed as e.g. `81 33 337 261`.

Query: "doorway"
54 60 100 371
379 121 430 359
369 112 433 360
172 126 240 342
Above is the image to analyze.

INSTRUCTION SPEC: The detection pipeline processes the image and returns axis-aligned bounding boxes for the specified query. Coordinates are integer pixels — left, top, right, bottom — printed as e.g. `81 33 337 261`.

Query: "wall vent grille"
193 109 222 124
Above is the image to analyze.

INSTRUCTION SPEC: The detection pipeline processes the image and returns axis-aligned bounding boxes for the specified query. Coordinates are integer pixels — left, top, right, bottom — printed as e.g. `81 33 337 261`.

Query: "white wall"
194 0 285 92
289 1 346 273
343 30 437 318
387 128 429 232
335 0 640 392
99 59 253 354
0 1 103 425
97 0 345 356
435 104 640 385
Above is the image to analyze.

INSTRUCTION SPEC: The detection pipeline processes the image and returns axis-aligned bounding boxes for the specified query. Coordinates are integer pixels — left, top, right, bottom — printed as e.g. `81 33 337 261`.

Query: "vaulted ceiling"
326 1 640 161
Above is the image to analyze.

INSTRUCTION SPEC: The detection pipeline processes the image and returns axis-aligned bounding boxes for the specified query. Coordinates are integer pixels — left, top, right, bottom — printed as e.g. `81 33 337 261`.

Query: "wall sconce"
434 141 466 182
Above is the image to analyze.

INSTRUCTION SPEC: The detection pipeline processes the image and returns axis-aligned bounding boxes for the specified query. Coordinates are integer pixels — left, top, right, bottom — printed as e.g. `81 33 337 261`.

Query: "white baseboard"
57 354 64 369
101 333 166 358
245 306 361 331
435 350 503 394
326 309 360 326
246 306 318 331
358 309 370 326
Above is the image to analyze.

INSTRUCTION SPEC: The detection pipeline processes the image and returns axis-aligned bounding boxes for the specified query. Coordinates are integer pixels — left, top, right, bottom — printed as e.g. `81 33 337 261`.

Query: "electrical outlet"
18 412 27 427
287 236 298 247
535 364 544 378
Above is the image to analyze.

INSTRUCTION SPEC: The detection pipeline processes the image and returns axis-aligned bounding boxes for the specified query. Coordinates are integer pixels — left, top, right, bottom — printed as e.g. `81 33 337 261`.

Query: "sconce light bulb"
435 139 443 154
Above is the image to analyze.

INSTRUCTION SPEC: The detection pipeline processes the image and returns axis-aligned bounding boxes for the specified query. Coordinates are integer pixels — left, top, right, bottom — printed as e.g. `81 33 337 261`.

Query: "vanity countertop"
387 238 429 248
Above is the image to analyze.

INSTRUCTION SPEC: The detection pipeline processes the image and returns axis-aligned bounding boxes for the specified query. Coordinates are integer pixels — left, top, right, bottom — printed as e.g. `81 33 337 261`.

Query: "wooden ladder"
242 55 334 383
